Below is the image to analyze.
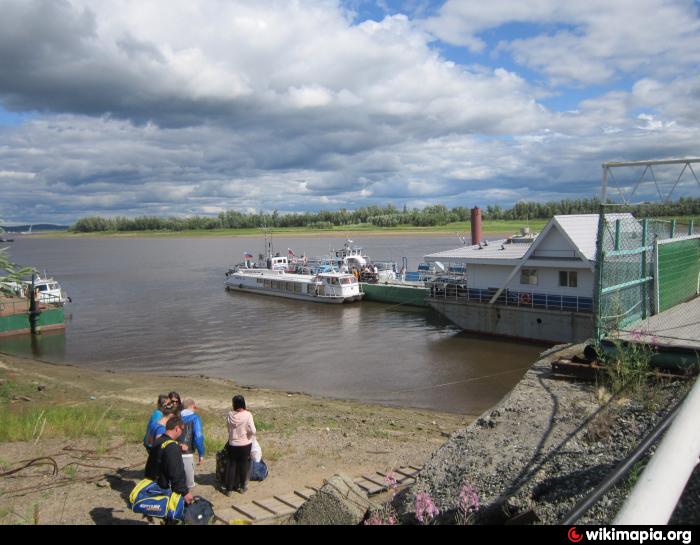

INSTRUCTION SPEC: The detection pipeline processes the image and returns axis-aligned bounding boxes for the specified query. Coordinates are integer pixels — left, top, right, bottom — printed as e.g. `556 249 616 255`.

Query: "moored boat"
225 268 363 304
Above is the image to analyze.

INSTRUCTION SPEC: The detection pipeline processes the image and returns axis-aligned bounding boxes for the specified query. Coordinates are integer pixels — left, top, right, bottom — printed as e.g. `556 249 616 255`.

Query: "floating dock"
360 281 429 307
603 297 700 370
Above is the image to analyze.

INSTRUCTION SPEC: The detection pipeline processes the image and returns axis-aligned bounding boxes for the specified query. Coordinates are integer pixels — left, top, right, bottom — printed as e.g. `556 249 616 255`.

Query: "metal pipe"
614 377 700 524
603 158 700 168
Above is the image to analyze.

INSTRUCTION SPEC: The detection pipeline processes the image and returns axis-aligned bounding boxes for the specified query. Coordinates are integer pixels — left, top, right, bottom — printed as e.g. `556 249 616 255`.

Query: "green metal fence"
656 236 700 313
593 205 699 340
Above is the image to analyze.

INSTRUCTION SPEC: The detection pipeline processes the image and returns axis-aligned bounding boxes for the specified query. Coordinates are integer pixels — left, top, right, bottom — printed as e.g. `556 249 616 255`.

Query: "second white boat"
225 268 363 304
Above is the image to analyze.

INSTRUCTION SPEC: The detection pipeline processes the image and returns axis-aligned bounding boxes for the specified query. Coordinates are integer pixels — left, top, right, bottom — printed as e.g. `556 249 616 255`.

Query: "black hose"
561 391 687 525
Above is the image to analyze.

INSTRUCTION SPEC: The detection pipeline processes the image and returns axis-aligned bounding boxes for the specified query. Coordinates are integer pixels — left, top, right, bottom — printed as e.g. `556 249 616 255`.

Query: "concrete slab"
615 297 700 350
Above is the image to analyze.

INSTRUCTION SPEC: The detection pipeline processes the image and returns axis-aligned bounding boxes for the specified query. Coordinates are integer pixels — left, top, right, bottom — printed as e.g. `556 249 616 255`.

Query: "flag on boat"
244 251 254 260
288 248 295 257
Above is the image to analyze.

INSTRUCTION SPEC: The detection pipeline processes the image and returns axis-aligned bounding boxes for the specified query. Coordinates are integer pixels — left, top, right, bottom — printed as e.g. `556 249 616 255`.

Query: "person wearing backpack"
179 398 205 489
143 394 169 453
129 417 194 522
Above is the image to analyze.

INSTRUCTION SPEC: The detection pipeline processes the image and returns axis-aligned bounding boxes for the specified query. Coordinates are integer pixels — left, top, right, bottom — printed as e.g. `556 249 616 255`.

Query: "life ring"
519 292 531 305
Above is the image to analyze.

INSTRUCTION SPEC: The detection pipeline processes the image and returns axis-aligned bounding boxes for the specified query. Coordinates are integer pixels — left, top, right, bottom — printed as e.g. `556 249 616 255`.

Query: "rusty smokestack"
470 206 482 245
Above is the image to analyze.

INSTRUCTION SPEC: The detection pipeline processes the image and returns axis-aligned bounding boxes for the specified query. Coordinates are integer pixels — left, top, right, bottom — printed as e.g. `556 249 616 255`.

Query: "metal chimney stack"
470 207 482 245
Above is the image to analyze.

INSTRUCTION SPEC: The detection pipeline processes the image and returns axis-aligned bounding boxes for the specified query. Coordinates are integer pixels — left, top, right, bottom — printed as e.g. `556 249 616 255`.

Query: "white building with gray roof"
424 214 637 343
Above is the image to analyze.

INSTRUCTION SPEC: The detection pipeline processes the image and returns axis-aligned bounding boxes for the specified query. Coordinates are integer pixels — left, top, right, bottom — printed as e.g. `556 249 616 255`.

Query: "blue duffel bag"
128 478 185 521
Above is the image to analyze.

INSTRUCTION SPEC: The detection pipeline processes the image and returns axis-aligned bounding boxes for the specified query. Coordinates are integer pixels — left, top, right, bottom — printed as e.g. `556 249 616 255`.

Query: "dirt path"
0 353 472 524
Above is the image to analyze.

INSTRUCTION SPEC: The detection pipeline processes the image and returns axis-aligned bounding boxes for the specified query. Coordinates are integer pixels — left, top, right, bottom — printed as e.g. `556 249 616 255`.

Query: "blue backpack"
250 459 268 481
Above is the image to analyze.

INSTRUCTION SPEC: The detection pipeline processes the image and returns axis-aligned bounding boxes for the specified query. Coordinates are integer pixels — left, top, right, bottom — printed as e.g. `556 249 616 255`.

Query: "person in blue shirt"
179 398 205 488
145 402 179 453
143 394 169 452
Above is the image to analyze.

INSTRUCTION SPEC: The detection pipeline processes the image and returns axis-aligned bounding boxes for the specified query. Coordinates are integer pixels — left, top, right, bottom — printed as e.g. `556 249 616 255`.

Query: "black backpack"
184 496 215 525
177 420 195 453
215 444 228 484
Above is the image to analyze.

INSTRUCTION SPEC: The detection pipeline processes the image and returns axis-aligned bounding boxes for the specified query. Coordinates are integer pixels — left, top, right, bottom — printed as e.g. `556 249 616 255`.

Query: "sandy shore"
0 352 472 525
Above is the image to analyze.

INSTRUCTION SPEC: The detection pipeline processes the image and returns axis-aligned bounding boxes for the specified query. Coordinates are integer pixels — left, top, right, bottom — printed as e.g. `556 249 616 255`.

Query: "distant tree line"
70 197 700 233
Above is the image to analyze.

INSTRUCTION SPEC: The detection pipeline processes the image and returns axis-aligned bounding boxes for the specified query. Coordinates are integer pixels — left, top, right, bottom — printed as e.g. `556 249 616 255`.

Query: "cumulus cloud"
424 0 700 86
0 0 699 224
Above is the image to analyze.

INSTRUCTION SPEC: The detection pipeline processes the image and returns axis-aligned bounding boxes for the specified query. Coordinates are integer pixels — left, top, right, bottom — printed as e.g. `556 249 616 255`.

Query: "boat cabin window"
559 271 578 288
520 269 538 286
38 285 48 291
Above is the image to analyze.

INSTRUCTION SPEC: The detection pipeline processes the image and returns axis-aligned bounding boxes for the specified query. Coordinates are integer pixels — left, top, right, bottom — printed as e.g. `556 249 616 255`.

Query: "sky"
1 0 700 224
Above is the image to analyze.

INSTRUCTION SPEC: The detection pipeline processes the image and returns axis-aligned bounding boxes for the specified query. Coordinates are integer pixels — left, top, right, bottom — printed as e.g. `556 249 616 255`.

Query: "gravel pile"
393 343 696 525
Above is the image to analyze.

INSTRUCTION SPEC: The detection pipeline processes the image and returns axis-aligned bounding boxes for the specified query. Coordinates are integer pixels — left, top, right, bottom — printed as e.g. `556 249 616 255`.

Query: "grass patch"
0 404 145 443
598 340 653 400
0 378 37 403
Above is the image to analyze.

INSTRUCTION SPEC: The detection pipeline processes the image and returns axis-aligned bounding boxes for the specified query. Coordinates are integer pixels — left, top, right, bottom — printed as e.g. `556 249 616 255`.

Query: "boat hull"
428 299 593 344
0 297 65 337
224 269 363 304
225 283 361 304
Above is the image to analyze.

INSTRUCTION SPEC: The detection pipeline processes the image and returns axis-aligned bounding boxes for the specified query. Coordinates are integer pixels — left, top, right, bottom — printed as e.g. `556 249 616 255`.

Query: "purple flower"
415 492 439 524
458 482 480 514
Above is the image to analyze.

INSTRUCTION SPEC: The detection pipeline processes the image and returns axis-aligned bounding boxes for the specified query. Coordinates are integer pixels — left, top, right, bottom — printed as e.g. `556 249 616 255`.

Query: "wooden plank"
274 493 306 510
362 474 387 487
294 487 318 501
394 467 417 480
354 479 372 492
230 503 275 521
354 478 384 495
253 498 296 516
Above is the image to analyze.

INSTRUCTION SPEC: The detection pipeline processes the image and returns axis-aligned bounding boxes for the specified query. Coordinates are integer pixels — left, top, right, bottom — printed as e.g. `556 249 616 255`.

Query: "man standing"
179 398 206 489
131 417 193 521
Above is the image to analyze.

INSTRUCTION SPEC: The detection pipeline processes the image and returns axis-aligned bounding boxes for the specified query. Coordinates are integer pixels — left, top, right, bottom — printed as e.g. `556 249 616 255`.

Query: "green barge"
0 295 65 337
360 281 429 307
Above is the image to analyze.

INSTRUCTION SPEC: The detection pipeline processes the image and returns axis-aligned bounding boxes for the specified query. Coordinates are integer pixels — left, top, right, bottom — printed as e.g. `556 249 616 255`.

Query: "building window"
559 271 578 288
520 269 538 285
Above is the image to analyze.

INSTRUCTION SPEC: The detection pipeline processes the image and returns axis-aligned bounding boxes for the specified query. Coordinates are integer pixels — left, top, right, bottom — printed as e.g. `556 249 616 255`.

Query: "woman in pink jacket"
224 394 256 495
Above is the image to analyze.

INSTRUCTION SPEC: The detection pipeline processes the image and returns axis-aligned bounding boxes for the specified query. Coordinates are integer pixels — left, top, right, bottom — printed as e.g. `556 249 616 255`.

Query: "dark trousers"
225 443 252 491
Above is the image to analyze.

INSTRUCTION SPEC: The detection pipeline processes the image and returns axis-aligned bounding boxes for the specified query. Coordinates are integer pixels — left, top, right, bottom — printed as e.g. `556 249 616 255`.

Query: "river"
1 234 544 414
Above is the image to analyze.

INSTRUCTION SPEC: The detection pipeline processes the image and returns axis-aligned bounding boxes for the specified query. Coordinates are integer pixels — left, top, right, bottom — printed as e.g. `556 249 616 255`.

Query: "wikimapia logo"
569 528 584 543
567 527 693 544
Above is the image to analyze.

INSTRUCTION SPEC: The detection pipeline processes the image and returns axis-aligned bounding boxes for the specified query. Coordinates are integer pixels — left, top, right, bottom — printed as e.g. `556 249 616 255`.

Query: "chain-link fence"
594 204 700 345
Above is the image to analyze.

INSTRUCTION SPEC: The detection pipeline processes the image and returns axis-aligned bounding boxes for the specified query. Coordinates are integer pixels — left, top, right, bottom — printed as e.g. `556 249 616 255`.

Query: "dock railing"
426 281 593 313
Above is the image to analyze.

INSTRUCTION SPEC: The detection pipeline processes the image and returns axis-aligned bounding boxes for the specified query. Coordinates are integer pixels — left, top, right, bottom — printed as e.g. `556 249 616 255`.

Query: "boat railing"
426 282 593 313
39 292 65 305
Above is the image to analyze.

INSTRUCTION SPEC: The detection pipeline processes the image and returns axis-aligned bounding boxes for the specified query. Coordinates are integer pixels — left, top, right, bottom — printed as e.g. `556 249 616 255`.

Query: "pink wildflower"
364 507 398 525
415 491 439 524
384 471 398 491
458 482 480 514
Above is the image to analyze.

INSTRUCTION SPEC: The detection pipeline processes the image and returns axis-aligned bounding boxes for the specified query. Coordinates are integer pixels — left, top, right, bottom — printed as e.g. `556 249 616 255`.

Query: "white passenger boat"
225 268 363 304
1 274 70 305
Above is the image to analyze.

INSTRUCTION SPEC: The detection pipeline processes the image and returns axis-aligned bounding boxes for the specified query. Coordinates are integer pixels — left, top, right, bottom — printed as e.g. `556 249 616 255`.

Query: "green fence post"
593 208 606 341
614 219 621 251
689 220 694 236
641 219 648 320
670 219 676 238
